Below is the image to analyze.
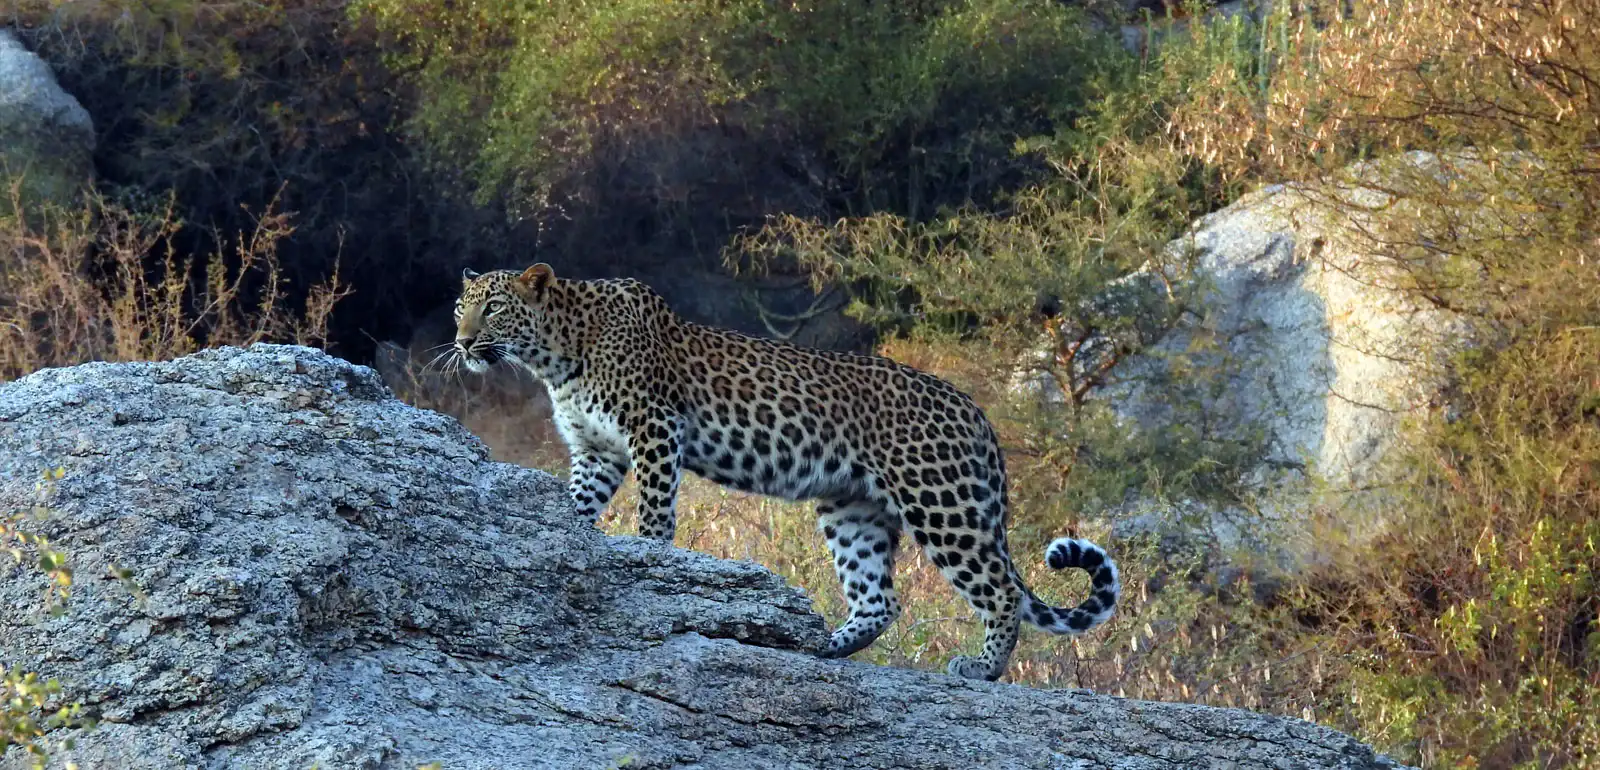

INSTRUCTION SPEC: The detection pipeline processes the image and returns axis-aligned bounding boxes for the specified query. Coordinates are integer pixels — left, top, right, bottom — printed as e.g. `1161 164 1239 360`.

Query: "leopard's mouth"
458 342 503 373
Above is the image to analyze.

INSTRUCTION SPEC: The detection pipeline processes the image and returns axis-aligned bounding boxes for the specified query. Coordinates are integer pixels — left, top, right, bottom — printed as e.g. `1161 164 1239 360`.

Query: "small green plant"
0 668 85 770
1 468 93 770
2 468 73 613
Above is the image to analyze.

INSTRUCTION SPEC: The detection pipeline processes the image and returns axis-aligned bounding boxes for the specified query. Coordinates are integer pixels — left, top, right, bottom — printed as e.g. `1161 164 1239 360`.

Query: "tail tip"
1046 537 1108 571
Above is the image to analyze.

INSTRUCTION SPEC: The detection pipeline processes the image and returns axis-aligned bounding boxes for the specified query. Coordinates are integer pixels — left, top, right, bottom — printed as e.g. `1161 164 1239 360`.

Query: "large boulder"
0 29 94 219
1080 152 1475 563
0 345 1408 769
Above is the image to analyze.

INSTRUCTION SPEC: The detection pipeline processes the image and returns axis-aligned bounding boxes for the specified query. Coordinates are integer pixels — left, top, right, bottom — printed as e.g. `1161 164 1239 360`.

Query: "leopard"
450 262 1120 681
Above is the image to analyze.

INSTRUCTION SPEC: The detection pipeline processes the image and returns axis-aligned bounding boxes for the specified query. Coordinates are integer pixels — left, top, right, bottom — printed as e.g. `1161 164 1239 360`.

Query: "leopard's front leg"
627 409 685 542
568 447 629 524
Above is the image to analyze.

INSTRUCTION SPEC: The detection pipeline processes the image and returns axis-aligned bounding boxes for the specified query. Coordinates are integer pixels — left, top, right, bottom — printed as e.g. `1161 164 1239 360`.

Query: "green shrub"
1291 332 1600 768
741 0 1122 216
354 0 751 210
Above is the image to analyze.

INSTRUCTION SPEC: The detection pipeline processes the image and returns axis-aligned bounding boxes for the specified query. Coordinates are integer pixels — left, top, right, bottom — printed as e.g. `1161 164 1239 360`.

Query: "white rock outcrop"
1061 153 1479 561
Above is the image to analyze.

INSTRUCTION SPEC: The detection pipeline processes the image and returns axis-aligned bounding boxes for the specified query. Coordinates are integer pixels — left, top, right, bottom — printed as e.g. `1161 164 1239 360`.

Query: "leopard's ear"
462 267 481 282
517 263 555 295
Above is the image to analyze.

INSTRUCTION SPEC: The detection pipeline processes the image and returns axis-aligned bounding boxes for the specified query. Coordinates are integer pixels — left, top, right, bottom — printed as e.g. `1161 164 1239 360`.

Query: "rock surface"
0 29 95 217
0 345 1408 769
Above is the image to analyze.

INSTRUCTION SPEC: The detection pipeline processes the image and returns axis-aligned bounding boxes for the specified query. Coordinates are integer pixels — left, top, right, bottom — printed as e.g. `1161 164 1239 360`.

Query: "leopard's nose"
455 335 476 350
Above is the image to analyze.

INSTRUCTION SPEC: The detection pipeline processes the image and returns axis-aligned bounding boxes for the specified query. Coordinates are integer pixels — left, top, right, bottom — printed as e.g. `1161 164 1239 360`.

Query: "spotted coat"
452 263 1120 681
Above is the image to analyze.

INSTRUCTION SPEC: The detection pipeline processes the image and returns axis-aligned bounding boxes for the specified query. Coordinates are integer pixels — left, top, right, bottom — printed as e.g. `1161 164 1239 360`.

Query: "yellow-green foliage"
1 469 88 770
0 668 82 770
1300 334 1600 768
353 0 750 207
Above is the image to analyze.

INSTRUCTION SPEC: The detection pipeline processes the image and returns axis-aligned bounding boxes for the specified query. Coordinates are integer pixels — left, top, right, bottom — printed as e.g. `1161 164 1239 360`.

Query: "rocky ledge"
0 345 1408 769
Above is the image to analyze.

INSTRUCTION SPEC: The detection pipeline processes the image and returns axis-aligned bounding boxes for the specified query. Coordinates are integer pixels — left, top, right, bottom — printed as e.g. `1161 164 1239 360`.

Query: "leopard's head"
452 263 560 374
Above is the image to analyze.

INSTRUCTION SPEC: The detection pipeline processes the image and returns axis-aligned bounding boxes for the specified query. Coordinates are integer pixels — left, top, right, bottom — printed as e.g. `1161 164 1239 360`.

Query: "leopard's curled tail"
1015 537 1120 635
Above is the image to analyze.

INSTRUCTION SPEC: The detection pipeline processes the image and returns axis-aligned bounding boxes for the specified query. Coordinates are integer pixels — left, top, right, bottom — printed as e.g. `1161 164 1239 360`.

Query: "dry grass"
0 184 346 381
377 349 565 469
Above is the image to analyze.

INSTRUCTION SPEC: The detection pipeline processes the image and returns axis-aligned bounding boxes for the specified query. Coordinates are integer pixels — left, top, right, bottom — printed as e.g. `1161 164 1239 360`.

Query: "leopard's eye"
485 300 505 315
453 303 464 321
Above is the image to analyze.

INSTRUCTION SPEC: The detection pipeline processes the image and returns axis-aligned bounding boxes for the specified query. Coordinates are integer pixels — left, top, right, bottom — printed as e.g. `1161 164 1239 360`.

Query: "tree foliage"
351 0 1120 216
